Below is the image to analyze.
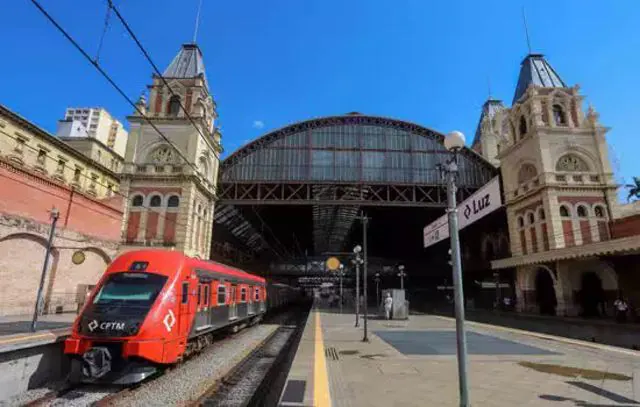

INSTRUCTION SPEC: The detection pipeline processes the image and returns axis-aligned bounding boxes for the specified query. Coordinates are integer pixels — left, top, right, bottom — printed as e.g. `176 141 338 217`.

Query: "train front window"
93 272 168 305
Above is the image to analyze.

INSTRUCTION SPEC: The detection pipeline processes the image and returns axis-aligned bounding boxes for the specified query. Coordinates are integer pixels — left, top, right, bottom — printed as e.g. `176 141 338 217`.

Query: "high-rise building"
56 107 128 158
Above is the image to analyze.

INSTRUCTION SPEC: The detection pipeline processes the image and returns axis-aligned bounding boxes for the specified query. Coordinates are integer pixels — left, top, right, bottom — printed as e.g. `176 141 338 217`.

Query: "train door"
178 279 192 338
229 284 238 320
258 286 266 312
248 286 255 315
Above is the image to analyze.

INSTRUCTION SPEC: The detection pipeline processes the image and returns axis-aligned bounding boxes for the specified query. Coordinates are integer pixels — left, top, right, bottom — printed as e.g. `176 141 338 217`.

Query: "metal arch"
220 114 497 175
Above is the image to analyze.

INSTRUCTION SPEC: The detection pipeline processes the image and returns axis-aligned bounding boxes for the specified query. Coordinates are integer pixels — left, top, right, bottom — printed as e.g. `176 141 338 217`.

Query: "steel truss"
217 182 476 207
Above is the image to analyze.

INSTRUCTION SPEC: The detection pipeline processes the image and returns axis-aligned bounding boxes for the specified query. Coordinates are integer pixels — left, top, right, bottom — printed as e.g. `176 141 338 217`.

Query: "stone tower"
471 97 506 167
120 43 222 258
496 54 618 258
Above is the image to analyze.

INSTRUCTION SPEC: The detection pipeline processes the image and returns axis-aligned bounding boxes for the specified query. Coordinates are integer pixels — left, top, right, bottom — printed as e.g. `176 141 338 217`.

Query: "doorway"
580 272 604 317
535 269 557 316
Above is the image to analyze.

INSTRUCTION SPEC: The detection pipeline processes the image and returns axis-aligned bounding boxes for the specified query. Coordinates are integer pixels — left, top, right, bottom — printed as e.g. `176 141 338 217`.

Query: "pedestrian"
614 296 628 323
384 292 393 320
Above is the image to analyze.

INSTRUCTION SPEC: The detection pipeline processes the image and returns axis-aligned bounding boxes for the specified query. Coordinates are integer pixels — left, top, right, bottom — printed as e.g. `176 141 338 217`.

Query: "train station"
1 1 640 406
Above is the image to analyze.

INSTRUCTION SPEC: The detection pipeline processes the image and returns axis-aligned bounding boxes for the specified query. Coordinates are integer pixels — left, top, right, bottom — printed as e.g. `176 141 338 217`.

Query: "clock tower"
120 43 222 258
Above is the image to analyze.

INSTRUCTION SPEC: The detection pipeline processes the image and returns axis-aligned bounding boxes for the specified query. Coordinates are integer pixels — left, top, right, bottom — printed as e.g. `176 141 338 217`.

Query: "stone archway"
535 268 557 315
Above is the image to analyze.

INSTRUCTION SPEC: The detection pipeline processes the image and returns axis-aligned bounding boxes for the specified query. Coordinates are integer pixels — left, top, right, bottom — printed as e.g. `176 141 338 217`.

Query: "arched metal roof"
214 114 499 258
220 114 497 187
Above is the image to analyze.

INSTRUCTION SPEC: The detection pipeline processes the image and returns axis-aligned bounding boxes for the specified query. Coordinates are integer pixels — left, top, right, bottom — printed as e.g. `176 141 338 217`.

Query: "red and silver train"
64 250 301 384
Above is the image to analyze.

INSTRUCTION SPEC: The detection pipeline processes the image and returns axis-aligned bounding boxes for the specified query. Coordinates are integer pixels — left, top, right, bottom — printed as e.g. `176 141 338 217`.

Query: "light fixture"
353 245 362 254
444 130 466 152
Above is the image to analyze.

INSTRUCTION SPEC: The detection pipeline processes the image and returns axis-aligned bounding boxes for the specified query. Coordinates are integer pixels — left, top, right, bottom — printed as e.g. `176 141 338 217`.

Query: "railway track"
194 304 309 407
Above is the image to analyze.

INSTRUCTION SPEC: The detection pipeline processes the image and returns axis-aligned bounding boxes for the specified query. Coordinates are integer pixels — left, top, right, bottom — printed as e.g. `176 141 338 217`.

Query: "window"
577 205 587 217
538 208 546 221
217 285 226 305
553 104 566 126
556 154 589 172
254 287 260 301
517 216 524 228
181 281 189 304
560 205 570 217
150 195 162 207
132 195 144 207
197 284 202 305
56 159 65 174
203 285 209 306
517 164 538 185
168 196 180 208
90 174 99 189
73 167 82 182
92 272 168 306
240 287 247 303
519 116 527 137
594 206 605 218
37 149 47 165
528 213 535 225
168 95 181 116
14 137 25 154
107 184 114 197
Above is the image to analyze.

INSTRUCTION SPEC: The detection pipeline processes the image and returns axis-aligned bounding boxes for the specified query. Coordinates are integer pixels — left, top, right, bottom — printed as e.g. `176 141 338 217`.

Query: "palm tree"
625 176 640 202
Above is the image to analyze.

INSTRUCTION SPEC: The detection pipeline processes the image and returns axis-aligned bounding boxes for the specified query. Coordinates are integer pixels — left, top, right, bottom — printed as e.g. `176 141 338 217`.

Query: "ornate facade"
474 54 640 317
119 43 222 259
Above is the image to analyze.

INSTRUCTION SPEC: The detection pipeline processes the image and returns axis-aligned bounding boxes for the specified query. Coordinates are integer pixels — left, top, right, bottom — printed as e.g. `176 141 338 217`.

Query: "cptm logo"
88 320 125 332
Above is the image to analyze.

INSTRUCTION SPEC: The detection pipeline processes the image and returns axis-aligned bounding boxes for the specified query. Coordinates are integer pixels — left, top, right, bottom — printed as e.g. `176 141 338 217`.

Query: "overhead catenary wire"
29 0 203 180
106 0 222 157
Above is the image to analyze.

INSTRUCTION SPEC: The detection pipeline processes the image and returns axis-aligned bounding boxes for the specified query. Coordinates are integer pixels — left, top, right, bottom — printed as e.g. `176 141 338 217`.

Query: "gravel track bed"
46 385 118 407
205 328 293 406
0 386 56 407
110 324 278 407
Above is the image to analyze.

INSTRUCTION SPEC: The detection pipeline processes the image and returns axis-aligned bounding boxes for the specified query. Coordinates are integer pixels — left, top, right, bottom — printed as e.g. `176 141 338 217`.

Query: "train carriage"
64 249 297 384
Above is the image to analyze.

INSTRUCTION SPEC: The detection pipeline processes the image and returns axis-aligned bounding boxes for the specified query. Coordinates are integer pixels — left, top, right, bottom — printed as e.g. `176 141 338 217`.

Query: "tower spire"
193 0 203 43
522 7 532 54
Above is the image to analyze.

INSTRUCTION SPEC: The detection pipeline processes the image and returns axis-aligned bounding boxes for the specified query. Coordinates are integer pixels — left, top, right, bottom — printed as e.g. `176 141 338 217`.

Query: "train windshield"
93 272 167 306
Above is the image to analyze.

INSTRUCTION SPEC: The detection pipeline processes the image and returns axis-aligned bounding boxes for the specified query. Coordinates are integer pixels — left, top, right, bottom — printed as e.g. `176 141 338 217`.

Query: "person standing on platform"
614 296 629 323
384 292 393 320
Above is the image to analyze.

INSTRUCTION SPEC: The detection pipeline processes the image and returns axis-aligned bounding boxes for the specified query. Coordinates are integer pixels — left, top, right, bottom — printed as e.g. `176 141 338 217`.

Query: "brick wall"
610 214 640 239
0 159 123 241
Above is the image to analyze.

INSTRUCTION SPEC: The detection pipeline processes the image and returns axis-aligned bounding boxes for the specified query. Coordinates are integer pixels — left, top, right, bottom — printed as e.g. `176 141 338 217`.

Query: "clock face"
152 147 174 164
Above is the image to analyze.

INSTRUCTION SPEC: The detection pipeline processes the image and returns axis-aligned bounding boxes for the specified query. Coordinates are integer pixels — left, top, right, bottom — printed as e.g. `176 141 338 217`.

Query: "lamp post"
339 263 345 313
361 213 369 343
374 272 381 310
397 265 407 291
352 246 363 327
32 207 60 332
441 130 470 406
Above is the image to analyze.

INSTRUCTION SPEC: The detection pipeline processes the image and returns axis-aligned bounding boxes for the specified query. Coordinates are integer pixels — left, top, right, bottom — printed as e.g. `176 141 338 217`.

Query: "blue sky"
2 0 639 192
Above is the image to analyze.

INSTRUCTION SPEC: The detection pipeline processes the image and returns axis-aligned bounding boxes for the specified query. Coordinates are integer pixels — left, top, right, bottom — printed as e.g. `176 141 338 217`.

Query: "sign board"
325 257 341 271
423 176 502 248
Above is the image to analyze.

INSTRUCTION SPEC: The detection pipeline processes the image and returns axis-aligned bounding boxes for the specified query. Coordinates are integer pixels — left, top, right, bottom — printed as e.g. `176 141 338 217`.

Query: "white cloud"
252 120 265 129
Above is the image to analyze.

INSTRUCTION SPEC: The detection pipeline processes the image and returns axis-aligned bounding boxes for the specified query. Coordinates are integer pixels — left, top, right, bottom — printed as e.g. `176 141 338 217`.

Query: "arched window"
594 206 605 218
519 116 527 137
167 195 180 208
132 195 144 207
556 154 589 172
538 208 546 221
517 216 524 228
553 104 566 126
528 212 535 225
168 95 181 117
560 205 570 217
577 205 588 217
150 195 162 207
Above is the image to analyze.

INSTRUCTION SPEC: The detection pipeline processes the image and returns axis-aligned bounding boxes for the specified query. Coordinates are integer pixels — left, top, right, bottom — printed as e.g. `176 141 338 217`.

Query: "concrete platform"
280 306 640 406
0 313 73 353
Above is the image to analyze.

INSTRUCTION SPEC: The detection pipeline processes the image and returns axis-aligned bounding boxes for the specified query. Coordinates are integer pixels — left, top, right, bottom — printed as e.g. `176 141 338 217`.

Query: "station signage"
423 176 502 248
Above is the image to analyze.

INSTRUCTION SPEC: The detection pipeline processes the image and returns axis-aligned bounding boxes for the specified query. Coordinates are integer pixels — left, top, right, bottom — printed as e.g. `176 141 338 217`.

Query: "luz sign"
423 176 502 248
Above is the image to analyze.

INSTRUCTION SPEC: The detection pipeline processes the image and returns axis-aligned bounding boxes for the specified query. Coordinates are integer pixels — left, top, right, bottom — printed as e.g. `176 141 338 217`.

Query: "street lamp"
374 272 381 310
441 130 470 406
352 245 363 327
339 263 345 312
32 207 60 332
397 265 407 290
